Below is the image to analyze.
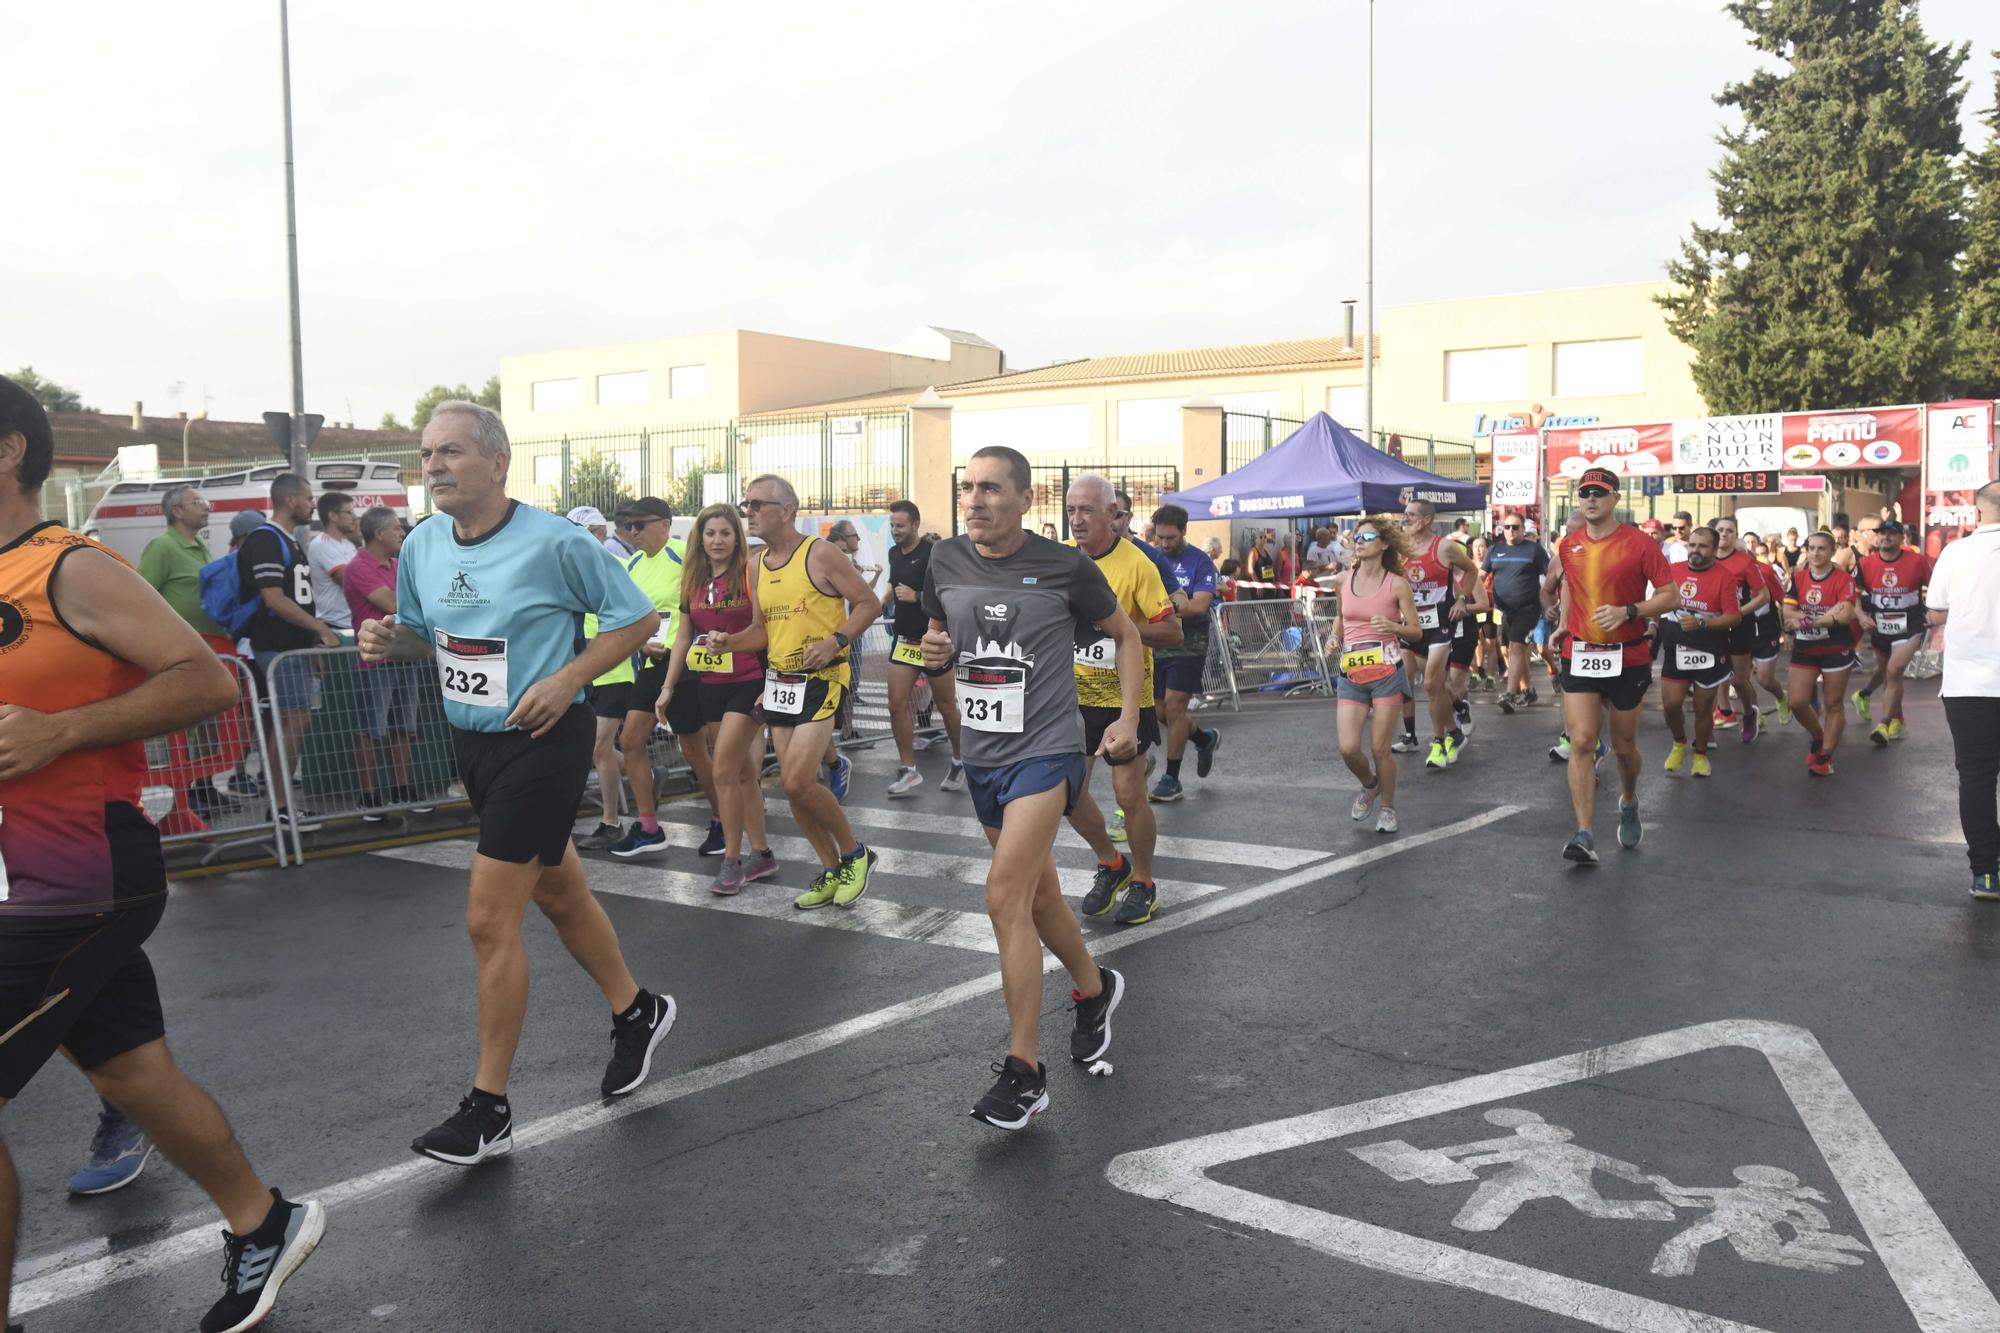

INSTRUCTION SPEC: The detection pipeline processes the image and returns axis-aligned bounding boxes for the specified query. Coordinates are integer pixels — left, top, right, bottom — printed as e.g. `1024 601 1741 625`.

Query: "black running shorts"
587 682 632 721
1449 616 1477 668
698 677 762 724
1081 705 1161 763
450 704 595 866
0 899 168 1099
1499 604 1540 646
1791 648 1859 675
1727 619 1755 658
1559 659 1653 711
1660 641 1736 689
1752 614 1783 663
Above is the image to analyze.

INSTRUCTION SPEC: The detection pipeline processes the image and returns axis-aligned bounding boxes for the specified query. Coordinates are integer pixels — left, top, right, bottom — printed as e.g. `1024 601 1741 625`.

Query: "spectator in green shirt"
137 484 226 642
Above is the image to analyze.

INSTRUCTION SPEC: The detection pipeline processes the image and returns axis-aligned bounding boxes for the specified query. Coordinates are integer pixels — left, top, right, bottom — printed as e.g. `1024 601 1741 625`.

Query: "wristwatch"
831 630 851 649
1625 603 1639 622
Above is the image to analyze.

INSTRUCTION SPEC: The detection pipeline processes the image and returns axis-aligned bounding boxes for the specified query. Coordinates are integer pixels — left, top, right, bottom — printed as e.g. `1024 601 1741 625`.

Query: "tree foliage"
8 366 95 414
1957 55 2000 399
1661 1 1968 412
401 375 500 433
565 450 631 514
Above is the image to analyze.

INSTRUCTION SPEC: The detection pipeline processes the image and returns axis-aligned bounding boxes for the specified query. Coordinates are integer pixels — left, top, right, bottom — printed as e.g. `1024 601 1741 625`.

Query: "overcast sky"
7 1 1997 427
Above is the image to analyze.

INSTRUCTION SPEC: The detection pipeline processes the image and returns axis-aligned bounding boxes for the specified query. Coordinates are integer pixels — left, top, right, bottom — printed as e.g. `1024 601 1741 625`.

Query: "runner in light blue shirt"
396 502 655 733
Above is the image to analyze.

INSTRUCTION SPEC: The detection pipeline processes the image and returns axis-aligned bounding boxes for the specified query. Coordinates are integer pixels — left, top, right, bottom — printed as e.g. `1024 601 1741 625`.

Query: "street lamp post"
1363 0 1374 449
278 0 308 475
181 410 209 470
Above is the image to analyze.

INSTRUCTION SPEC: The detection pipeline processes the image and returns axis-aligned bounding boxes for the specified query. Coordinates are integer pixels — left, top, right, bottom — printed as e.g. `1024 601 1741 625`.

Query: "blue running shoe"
609 824 668 858
826 754 852 803
696 819 726 857
68 1102 154 1195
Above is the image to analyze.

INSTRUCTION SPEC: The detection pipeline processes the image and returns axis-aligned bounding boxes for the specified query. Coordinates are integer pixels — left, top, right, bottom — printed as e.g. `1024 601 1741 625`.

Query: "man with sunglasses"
1551 468 1678 863
1853 518 1928 744
603 498 724 858
1485 514 1549 711
1661 513 1694 564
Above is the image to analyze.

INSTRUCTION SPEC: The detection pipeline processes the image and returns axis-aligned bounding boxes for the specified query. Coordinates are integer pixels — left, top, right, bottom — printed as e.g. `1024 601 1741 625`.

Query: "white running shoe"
1351 784 1380 821
887 767 924 797
1375 807 1399 834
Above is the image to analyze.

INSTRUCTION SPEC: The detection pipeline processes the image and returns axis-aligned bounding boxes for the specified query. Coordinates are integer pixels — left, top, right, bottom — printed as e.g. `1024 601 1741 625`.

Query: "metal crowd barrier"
143 654 290 867
1211 593 1336 708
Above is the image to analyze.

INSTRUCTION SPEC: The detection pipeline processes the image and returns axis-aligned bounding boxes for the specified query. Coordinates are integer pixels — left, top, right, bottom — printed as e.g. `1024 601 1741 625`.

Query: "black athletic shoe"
411 1093 513 1166
1194 726 1220 778
1070 966 1125 1062
199 1188 326 1333
1080 855 1132 917
1112 880 1159 925
602 990 677 1096
696 819 726 856
969 1056 1049 1130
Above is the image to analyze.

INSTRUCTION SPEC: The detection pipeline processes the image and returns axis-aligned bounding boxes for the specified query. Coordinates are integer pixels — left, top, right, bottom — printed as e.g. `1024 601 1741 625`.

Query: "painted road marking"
644 822 1230 903
1106 1018 2000 1333
10 804 1524 1317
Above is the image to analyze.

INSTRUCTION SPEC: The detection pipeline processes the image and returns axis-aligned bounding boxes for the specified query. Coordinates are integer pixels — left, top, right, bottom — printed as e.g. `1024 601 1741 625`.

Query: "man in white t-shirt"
1303 526 1345 582
306 492 361 631
1927 480 2000 903
1660 511 1693 564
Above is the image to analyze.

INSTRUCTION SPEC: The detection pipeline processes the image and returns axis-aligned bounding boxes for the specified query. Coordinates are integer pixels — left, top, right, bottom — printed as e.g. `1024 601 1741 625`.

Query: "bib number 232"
437 632 508 708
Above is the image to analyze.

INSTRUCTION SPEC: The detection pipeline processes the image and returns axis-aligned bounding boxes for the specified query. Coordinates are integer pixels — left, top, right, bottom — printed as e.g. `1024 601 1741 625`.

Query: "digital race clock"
1672 471 1778 494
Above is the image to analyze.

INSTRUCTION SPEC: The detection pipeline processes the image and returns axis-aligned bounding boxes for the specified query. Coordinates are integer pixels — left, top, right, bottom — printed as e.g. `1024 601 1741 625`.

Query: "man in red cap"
1549 468 1680 864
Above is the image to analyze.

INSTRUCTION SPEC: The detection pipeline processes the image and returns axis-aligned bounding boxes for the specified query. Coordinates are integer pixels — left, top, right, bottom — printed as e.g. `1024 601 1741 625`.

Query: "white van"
84 458 411 565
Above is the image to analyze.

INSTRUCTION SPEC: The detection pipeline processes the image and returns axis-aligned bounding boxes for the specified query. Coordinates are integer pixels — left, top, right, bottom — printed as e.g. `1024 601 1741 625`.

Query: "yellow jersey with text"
756 535 850 685
1069 536 1173 708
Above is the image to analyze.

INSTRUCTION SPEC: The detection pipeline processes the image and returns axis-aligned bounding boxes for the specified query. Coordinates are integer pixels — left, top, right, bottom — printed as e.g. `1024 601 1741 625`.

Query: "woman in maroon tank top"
663 504 776 893
1333 517 1424 834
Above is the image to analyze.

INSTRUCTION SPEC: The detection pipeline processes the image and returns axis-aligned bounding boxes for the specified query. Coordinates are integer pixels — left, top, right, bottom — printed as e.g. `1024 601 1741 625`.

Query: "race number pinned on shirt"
1795 621 1829 642
1875 611 1907 636
957 663 1025 733
1340 645 1385 675
890 638 925 667
437 632 508 708
1074 634 1115 669
688 645 733 674
1571 643 1622 678
1674 645 1716 672
762 669 809 716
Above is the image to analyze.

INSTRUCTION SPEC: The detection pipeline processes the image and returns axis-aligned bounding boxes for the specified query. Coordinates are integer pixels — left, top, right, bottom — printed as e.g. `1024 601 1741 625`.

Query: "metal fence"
1210 594 1336 705
505 411 911 517
1224 413 1305 474
949 463 1182 539
142 655 290 866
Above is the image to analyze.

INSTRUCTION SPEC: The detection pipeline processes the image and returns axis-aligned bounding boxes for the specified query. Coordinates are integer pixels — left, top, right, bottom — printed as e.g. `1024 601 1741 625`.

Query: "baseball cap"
229 510 268 539
614 496 673 521
1877 518 1906 535
1640 518 1663 533
1576 467 1619 494
565 505 608 528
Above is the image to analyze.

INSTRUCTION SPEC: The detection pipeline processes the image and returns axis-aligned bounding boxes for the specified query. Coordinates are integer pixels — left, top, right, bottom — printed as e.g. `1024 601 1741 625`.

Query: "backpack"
198 523 292 639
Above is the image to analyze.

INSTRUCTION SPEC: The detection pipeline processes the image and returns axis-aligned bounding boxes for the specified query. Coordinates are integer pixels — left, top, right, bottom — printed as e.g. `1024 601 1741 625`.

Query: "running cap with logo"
1576 467 1619 494
229 509 269 539
615 496 673 521
566 505 608 528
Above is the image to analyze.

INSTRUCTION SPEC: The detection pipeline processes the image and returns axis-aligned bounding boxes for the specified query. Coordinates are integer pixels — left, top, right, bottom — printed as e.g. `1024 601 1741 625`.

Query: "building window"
597 370 650 406
670 364 709 399
531 378 582 412
1553 338 1644 397
1443 347 1529 403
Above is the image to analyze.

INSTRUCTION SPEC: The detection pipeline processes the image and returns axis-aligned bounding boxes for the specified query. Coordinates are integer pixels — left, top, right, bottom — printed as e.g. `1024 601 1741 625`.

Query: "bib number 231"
437 632 508 708
957 664 1025 734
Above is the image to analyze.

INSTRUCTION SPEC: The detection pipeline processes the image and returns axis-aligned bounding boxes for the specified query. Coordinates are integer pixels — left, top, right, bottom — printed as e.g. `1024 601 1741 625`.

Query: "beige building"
498 325 1003 439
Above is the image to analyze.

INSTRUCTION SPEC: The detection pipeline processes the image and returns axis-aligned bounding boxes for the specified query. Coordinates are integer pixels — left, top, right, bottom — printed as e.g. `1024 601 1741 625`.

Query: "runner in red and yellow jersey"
1853 519 1929 745
1550 468 1679 864
1783 531 1860 777
1658 527 1744 780
1707 516 1772 742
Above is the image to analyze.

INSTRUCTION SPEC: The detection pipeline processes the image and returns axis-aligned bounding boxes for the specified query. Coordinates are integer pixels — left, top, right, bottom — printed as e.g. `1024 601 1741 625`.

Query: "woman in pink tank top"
1335 517 1423 834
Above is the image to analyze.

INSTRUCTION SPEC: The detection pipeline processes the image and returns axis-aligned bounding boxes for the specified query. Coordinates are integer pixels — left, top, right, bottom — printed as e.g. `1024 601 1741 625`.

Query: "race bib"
956 663 1025 733
890 638 925 667
688 645 733 674
1073 635 1115 670
1876 611 1907 636
1674 645 1716 672
437 631 508 709
1571 643 1621 679
762 669 809 715
1340 645 1385 675
1418 606 1441 630
1796 622 1829 642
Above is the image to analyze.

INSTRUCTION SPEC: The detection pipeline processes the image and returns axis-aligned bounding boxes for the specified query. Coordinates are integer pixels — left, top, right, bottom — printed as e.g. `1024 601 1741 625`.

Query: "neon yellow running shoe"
1885 718 1905 740
1852 690 1872 724
1690 752 1712 779
1109 807 1128 844
1425 741 1448 771
1776 695 1793 725
832 847 877 907
1664 741 1688 774
793 869 841 911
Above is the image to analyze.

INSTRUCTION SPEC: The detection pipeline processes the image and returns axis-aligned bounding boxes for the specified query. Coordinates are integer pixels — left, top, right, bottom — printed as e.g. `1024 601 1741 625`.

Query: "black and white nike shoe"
602 989 677 1096
411 1092 513 1166
199 1188 326 1333
970 1056 1049 1131
1070 966 1125 1063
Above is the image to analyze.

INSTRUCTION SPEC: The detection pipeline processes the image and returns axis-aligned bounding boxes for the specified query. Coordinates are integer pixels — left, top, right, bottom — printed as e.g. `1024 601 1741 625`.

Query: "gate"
1224 413 1304 473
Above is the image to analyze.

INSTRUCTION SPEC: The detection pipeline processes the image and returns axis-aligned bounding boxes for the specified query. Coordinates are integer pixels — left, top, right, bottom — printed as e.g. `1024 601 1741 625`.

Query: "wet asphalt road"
8 676 1998 1333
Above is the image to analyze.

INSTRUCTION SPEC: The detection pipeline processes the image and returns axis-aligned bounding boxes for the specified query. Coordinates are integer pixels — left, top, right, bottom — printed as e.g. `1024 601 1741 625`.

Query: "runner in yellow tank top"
736 475 884 910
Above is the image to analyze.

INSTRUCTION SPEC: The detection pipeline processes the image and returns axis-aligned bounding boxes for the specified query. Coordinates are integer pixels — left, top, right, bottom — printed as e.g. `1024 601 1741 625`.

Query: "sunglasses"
616 516 662 532
1351 532 1383 544
739 498 779 514
1502 524 1523 531
1577 488 1614 499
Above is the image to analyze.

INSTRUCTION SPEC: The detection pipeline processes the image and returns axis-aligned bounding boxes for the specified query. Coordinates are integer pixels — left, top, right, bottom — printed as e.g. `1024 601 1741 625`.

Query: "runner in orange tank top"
0 375 327 1330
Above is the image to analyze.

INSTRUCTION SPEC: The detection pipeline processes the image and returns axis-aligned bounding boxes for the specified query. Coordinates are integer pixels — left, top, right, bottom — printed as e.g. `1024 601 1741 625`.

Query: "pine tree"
1956 56 2000 399
1661 1 1968 412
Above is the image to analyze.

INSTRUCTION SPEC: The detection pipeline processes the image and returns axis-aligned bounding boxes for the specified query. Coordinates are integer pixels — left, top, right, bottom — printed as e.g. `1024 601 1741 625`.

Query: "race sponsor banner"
1489 431 1540 505
1923 400 1996 562
1542 422 1673 480
1781 405 1921 470
1671 413 1782 475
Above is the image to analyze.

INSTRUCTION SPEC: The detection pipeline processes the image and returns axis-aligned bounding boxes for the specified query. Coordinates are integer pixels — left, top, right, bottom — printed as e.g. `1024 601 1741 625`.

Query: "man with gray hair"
360 399 676 1163
139 484 227 647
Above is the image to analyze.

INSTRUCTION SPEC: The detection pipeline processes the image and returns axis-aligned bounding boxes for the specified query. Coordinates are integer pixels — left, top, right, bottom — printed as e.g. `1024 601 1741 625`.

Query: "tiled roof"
49 413 421 471
940 335 1371 393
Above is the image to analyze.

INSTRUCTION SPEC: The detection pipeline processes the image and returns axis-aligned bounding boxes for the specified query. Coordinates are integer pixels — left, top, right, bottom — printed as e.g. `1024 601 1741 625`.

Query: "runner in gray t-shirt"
918 445 1142 1131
